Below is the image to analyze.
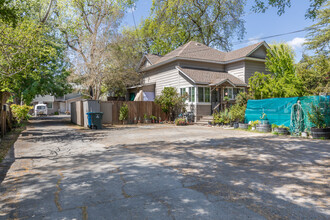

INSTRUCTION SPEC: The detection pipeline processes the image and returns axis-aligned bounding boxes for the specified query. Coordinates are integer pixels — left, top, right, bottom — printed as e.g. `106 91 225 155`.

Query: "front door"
211 88 221 114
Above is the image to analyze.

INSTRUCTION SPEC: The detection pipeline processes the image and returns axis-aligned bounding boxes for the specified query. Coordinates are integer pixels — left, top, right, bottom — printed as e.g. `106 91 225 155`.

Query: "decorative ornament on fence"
290 100 305 136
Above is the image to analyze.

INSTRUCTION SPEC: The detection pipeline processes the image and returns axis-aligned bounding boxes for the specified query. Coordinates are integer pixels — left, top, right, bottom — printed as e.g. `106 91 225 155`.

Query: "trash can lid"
86 112 103 115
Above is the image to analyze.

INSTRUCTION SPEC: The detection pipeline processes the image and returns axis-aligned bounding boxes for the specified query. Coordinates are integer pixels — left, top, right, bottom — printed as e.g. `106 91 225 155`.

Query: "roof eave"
141 56 266 72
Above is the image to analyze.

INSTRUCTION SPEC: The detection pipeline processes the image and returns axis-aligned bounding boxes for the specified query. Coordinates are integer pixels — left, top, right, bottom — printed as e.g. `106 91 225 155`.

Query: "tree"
0 0 18 26
102 31 141 97
55 0 136 100
252 0 327 19
0 17 71 104
249 43 304 99
296 54 330 95
305 2 329 55
154 87 186 120
249 72 272 99
135 0 246 55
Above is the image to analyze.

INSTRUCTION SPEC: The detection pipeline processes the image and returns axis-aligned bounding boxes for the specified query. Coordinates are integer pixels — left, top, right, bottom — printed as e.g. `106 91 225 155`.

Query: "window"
37 106 46 110
188 87 195 102
46 102 53 109
205 88 210 102
198 87 204 102
233 88 244 99
198 87 211 103
224 88 245 100
180 88 187 96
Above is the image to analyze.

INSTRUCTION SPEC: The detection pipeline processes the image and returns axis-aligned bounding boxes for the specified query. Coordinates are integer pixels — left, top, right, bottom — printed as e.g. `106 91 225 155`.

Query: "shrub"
54 111 59 115
119 104 128 121
154 87 187 121
221 109 230 124
307 104 326 128
229 104 246 123
11 104 32 123
175 118 187 126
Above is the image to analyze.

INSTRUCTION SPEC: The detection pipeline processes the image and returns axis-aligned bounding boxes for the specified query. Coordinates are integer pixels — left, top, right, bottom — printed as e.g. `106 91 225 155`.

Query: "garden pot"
208 121 212 126
301 132 308 138
257 124 271 132
239 123 249 129
274 127 289 135
233 122 239 129
310 127 330 139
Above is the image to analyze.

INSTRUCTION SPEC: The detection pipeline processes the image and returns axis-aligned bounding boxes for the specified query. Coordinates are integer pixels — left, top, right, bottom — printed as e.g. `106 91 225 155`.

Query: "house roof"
145 54 162 64
223 42 265 61
155 41 226 64
141 41 268 71
177 66 247 86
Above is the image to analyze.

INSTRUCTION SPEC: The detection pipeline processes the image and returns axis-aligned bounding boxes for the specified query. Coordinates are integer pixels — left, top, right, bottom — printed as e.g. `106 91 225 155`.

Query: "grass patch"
0 123 27 163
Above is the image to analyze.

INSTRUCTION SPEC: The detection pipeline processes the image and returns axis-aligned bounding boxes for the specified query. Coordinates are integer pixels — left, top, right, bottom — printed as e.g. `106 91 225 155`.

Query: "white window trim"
197 86 211 104
179 86 196 104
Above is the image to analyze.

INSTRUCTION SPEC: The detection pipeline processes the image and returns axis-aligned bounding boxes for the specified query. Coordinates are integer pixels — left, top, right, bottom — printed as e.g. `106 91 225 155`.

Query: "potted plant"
308 104 330 139
150 115 157 123
144 114 151 124
175 118 187 126
301 128 309 138
273 124 289 135
250 120 260 131
119 104 128 124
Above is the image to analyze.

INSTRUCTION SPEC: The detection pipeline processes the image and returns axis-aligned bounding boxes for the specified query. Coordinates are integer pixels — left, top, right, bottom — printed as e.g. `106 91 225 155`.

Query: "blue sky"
122 0 316 61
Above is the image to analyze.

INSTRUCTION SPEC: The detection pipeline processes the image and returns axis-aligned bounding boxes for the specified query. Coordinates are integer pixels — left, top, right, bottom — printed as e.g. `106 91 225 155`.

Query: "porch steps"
195 115 213 126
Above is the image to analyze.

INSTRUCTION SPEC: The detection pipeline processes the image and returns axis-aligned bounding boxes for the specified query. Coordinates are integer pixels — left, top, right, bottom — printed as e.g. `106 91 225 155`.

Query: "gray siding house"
129 41 269 120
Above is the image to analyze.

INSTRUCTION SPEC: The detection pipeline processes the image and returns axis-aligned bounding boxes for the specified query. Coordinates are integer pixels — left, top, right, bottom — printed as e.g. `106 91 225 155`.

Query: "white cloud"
247 34 263 45
287 37 306 49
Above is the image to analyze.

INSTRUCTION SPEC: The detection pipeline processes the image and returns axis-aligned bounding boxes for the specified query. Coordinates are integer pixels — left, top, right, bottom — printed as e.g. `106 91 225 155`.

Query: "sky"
122 0 316 61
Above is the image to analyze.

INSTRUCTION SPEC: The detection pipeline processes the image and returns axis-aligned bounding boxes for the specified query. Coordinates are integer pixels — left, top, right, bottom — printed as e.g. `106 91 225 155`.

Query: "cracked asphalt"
0 116 329 219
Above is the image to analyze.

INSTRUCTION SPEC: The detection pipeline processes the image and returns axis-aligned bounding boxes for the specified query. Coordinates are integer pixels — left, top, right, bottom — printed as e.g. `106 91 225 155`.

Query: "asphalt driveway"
0 116 329 219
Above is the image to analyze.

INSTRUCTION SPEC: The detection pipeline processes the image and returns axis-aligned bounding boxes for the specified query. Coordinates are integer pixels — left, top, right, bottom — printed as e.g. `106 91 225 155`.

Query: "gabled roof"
223 42 266 61
141 41 269 72
145 54 162 64
156 41 226 64
177 66 247 86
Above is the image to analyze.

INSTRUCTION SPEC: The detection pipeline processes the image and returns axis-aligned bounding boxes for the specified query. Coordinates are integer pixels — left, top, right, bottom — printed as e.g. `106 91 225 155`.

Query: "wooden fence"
110 101 167 124
71 100 167 126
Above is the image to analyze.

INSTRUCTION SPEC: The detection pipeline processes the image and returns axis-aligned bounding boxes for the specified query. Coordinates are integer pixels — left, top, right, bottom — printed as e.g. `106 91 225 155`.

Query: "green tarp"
245 97 298 127
245 95 330 130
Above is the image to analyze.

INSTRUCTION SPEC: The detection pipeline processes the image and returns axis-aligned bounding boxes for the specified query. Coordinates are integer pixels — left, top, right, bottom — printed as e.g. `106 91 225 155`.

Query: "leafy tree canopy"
305 2 330 55
249 43 304 99
135 0 246 55
252 0 327 19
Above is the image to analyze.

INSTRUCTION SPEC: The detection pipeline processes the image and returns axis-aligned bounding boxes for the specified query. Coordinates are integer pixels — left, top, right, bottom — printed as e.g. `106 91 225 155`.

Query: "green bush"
307 104 326 128
119 104 128 121
11 104 32 123
155 87 187 121
54 111 59 115
229 104 246 123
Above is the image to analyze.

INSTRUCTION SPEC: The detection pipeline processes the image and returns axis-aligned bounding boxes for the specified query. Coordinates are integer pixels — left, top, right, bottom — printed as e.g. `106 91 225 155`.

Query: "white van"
35 104 48 116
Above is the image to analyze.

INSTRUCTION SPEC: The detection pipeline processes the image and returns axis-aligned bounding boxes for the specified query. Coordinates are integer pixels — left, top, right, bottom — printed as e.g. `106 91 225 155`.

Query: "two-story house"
128 41 269 120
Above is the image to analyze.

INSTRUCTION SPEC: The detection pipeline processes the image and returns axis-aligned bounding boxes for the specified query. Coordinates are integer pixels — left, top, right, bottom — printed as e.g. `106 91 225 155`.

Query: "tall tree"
252 0 327 19
296 54 330 95
249 43 304 98
55 0 135 100
305 2 329 55
135 0 246 55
